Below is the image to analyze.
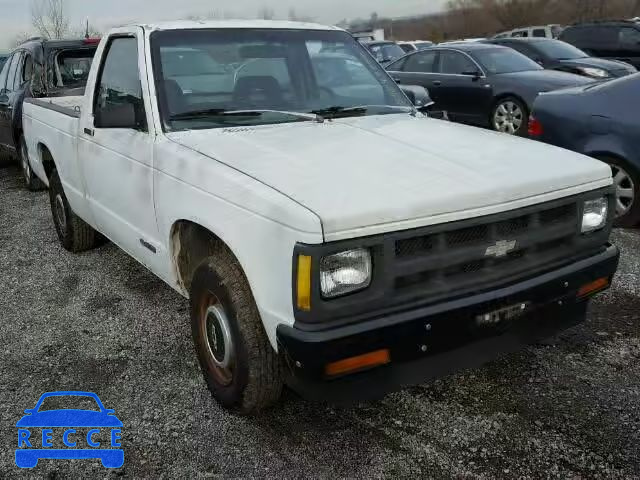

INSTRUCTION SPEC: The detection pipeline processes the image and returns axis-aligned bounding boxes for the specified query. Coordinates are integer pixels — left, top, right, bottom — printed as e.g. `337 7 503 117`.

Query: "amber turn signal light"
325 349 391 378
296 255 312 311
578 277 610 298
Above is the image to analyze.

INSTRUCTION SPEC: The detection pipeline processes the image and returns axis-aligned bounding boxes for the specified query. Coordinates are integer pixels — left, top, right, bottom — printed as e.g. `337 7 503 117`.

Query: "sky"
0 0 447 50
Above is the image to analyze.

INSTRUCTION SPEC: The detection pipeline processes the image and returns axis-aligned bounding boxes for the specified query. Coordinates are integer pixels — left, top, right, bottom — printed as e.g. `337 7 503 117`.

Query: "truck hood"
167 114 612 241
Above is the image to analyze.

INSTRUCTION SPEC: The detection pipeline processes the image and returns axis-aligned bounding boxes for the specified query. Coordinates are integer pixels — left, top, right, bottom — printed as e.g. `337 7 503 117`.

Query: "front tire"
491 97 528 136
190 246 283 414
48 169 99 252
598 156 640 227
19 136 44 191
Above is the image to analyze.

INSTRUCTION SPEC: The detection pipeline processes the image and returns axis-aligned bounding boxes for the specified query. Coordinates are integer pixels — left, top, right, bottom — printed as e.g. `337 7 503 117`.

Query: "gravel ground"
0 163 639 479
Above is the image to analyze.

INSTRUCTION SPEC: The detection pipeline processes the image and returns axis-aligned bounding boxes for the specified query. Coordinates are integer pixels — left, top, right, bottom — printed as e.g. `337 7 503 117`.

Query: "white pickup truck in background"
23 20 619 413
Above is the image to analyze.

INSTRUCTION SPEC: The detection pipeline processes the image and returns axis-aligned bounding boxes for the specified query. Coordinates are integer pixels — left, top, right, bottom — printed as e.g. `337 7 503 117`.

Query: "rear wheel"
49 169 99 252
19 136 44 191
491 97 528 136
599 156 640 227
190 245 283 414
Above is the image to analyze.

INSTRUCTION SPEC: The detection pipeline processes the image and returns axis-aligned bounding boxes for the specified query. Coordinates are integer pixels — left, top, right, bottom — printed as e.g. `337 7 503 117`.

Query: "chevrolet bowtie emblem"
485 240 517 258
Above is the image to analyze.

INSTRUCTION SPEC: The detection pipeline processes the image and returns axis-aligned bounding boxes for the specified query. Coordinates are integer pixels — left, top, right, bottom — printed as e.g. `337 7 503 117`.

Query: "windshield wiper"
310 105 416 118
170 108 324 123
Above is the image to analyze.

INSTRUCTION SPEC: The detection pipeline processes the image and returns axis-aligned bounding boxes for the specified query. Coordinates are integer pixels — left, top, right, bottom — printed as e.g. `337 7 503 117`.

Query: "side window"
94 37 146 130
533 29 546 38
403 51 437 73
5 52 22 93
512 30 528 38
619 27 640 46
439 51 479 75
22 53 33 83
0 54 12 92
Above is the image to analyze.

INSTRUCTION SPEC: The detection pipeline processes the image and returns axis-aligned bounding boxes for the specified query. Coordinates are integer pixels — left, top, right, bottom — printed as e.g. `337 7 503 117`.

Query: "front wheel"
190 246 283 414
491 97 528 136
19 136 44 191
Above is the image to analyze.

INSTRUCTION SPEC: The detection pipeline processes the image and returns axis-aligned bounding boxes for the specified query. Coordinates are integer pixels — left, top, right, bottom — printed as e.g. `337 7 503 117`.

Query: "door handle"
432 81 442 86
83 128 94 136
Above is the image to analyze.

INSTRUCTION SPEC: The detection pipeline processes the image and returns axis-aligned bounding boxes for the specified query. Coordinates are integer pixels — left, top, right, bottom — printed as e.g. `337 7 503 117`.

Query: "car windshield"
368 43 405 62
474 48 543 74
414 42 433 50
152 29 411 131
38 395 101 412
534 40 588 60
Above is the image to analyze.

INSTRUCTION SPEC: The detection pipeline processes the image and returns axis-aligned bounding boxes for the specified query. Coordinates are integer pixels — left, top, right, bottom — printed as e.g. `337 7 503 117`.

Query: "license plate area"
475 302 530 327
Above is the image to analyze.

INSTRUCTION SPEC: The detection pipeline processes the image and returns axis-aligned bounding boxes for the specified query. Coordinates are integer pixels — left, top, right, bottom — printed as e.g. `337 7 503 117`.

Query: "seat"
164 79 187 115
232 76 284 110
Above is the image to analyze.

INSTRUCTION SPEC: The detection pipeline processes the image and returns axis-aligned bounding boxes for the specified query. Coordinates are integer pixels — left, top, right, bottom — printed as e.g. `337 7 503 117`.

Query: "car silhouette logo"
15 391 123 469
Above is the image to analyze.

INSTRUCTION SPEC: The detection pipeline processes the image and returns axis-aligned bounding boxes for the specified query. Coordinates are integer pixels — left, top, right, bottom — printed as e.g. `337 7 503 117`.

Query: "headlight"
320 249 372 298
580 67 610 78
582 197 608 233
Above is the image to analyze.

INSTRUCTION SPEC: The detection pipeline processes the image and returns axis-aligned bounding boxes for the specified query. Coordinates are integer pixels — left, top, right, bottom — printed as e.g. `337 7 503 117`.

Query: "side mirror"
105 409 116 415
23 409 35 414
400 85 434 110
95 103 144 130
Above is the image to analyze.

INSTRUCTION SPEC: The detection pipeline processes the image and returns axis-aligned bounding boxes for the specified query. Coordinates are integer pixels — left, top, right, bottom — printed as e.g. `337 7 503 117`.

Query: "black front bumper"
277 245 619 403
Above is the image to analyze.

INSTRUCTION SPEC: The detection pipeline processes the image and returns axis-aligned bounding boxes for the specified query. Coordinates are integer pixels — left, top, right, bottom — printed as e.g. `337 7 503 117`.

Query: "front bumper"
277 245 619 403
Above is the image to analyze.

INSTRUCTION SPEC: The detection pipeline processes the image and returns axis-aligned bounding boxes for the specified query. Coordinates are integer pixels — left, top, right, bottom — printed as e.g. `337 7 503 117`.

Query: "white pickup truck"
23 21 619 413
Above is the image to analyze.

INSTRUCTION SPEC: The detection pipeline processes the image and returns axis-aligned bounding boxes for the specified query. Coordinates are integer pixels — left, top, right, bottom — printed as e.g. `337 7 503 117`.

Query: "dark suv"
559 20 640 69
0 37 98 189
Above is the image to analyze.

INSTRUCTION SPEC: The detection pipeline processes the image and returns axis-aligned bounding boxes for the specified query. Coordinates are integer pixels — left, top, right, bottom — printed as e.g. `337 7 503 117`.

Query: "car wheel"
190 245 283 414
19 136 44 191
49 169 99 252
491 97 528 136
599 156 640 227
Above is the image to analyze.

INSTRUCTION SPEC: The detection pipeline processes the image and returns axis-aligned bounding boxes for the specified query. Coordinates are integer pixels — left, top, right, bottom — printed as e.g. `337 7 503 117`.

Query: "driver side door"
435 50 494 125
77 31 162 270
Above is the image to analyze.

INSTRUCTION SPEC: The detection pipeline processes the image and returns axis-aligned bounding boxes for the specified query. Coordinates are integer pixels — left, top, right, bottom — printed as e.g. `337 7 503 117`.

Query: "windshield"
534 40 587 60
368 43 405 62
51 48 96 89
474 48 543 74
152 29 411 131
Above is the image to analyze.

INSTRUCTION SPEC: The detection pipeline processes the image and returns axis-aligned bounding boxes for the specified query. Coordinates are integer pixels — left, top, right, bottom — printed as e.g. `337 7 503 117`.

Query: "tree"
258 7 275 20
31 0 70 39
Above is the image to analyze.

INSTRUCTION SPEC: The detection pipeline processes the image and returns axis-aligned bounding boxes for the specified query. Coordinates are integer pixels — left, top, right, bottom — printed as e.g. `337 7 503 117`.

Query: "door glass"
533 29 546 38
0 54 11 92
439 51 478 75
22 54 33 83
619 27 640 46
5 52 22 93
94 37 146 130
403 51 437 73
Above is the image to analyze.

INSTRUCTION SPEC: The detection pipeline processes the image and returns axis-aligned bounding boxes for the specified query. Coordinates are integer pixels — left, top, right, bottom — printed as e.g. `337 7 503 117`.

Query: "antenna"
85 18 89 39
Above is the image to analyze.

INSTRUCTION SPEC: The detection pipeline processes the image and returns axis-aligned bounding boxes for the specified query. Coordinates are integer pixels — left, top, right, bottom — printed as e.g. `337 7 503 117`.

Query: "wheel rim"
493 101 523 135
54 194 67 234
200 293 235 386
611 165 635 217
21 142 31 183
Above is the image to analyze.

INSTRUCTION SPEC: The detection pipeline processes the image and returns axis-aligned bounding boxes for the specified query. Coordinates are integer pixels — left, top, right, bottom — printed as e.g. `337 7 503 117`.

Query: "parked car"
0 54 8 72
494 25 564 39
529 74 640 227
363 40 406 67
387 43 593 135
398 41 434 53
559 20 640 70
485 38 637 79
0 37 98 189
23 21 618 413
